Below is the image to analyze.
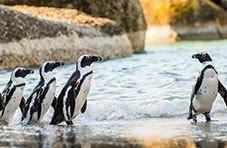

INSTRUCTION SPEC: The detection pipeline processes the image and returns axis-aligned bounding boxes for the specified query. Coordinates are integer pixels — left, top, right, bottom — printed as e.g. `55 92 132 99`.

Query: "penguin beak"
192 53 200 59
91 56 103 63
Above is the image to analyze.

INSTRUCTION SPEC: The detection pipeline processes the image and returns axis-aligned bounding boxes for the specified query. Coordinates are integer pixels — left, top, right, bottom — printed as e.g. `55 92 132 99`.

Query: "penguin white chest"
30 81 56 123
193 69 218 113
0 86 24 122
73 74 92 118
40 81 56 121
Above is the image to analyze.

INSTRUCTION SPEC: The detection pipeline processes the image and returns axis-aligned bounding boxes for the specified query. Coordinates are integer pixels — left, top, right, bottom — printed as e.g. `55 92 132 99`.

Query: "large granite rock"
71 0 147 52
171 0 227 40
0 5 132 68
0 0 147 52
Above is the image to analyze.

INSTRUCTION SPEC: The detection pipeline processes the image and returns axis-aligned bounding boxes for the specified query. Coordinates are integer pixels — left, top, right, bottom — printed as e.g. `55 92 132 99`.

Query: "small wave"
4 49 227 125
62 98 227 122
9 96 227 125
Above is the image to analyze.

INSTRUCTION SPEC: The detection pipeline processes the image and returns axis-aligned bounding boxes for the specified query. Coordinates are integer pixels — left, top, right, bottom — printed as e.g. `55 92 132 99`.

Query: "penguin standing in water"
188 52 227 122
0 67 34 124
21 61 64 124
50 54 102 125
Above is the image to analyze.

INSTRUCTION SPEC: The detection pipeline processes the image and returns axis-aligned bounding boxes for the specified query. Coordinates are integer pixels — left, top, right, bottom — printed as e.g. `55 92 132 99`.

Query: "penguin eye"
22 70 27 77
201 52 206 56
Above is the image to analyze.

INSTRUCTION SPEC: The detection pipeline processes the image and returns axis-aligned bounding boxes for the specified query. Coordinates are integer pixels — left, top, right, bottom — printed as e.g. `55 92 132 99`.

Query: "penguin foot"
205 115 211 122
21 119 29 125
192 115 197 123
66 120 73 125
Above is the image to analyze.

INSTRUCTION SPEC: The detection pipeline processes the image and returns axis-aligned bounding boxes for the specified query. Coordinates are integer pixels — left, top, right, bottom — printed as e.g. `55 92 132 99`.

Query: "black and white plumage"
50 54 102 125
21 61 64 124
187 52 227 122
0 67 34 124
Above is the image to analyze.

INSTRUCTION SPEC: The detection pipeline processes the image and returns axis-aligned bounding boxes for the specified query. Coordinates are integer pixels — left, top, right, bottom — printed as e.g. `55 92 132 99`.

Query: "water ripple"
0 41 227 124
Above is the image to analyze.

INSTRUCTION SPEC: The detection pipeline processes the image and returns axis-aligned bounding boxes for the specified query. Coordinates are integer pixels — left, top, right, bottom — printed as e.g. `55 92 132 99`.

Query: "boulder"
0 0 147 52
0 5 132 68
171 0 227 40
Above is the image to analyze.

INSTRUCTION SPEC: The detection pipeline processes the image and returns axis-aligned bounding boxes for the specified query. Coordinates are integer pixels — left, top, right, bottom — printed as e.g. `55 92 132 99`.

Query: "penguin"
50 54 102 125
0 67 34 124
21 61 64 124
187 52 227 122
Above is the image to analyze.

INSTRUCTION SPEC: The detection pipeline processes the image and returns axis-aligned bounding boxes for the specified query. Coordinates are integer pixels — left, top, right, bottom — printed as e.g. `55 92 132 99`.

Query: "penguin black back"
50 54 102 125
22 61 64 124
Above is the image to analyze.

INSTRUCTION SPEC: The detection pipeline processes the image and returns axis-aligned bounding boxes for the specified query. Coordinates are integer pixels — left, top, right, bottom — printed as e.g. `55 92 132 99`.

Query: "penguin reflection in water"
50 54 102 125
21 61 64 124
188 52 227 123
0 67 34 124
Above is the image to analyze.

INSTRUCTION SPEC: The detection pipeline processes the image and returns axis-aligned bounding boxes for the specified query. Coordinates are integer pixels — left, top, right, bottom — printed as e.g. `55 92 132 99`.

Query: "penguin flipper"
218 80 227 106
194 75 203 95
188 76 202 120
68 82 79 117
81 100 87 113
187 95 194 120
37 100 42 120
0 93 4 111
51 97 57 109
19 97 26 113
69 88 76 117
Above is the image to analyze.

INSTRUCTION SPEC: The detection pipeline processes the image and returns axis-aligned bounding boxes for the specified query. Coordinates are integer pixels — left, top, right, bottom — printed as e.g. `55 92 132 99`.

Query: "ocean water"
0 40 227 125
1 40 227 147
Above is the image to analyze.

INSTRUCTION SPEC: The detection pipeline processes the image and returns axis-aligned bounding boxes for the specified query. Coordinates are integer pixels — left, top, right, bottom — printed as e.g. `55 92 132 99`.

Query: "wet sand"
0 115 227 148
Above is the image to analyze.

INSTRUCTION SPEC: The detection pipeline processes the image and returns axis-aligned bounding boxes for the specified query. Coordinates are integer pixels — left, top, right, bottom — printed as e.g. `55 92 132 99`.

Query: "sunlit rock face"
67 0 147 52
0 0 147 53
171 0 227 40
0 6 133 69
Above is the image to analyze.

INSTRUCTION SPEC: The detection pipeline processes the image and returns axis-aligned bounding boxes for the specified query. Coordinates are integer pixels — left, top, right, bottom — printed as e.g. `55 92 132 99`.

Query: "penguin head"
192 52 212 63
40 61 64 81
77 54 102 71
11 67 34 85
77 54 102 74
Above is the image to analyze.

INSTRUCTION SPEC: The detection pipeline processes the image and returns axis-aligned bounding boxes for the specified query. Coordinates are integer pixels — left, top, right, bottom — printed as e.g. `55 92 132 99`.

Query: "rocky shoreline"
0 1 147 69
140 0 227 44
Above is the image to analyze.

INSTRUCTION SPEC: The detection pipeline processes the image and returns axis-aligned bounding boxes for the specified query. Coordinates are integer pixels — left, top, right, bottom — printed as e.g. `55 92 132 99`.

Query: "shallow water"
1 40 227 147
